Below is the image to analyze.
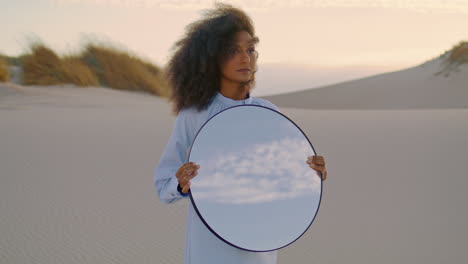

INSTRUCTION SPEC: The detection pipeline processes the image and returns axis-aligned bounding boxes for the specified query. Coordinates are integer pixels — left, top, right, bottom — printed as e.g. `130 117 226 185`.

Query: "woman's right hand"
176 162 200 194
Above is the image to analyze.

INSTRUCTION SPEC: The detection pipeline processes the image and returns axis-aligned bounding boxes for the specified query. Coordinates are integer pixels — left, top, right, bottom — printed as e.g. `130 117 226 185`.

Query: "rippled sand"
1 83 467 263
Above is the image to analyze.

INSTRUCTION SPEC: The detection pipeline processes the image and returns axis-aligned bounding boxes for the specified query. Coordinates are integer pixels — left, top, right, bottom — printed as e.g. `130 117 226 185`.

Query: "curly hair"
165 2 259 114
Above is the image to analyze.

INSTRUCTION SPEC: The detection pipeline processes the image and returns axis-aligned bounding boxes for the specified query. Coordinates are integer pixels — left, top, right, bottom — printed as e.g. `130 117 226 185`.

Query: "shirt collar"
214 91 252 106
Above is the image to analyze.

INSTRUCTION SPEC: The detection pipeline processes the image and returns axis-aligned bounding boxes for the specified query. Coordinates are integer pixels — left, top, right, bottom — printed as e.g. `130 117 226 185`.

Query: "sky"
2 0 468 95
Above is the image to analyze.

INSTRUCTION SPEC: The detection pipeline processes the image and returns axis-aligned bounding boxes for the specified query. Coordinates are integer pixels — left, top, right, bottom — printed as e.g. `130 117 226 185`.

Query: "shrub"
19 40 171 97
61 56 99 86
82 44 170 97
0 55 9 82
448 41 468 65
22 44 63 85
23 43 99 87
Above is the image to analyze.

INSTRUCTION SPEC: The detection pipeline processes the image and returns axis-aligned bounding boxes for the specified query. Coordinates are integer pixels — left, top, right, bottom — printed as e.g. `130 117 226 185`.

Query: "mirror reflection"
189 105 321 252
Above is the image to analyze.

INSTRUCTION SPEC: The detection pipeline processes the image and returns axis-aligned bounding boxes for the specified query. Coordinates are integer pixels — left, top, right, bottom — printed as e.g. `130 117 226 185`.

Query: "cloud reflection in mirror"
188 105 322 251
194 136 320 204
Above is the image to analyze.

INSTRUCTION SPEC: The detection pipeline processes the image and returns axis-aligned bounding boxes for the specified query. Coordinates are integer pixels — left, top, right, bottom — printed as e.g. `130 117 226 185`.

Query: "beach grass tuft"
448 41 468 65
23 44 65 85
81 44 170 97
20 41 170 97
0 55 9 82
61 55 99 86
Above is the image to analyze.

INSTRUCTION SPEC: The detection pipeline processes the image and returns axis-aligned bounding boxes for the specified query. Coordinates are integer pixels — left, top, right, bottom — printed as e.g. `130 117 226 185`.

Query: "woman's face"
219 30 258 86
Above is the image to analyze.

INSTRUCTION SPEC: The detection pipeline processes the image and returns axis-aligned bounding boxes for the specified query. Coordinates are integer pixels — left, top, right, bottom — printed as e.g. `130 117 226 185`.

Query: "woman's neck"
219 82 250 100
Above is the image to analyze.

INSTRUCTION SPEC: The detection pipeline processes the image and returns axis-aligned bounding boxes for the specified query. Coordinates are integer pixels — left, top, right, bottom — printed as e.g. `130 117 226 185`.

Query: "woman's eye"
228 48 238 54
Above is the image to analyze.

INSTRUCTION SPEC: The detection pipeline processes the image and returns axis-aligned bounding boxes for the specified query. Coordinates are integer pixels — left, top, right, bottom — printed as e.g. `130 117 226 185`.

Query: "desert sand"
1 69 467 264
262 54 468 109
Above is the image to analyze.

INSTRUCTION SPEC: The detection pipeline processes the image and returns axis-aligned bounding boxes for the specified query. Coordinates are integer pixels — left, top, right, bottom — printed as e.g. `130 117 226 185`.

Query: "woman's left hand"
307 155 327 181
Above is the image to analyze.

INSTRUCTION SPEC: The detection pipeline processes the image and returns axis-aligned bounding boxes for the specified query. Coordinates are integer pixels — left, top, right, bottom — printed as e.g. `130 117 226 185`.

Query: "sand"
1 80 467 263
262 55 468 109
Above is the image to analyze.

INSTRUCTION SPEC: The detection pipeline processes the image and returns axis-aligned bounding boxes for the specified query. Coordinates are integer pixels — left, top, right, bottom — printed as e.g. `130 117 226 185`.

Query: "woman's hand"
307 155 327 181
176 162 200 194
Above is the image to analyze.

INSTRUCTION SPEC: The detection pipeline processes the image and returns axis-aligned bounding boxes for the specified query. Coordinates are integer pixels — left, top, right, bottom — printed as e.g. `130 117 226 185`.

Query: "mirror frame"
187 104 323 252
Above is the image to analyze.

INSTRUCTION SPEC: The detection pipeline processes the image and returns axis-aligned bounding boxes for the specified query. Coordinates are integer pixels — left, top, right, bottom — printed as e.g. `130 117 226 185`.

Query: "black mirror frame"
187 104 323 252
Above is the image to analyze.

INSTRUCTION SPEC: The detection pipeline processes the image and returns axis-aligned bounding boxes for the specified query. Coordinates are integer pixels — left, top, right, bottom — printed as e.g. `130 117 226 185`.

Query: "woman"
154 3 327 264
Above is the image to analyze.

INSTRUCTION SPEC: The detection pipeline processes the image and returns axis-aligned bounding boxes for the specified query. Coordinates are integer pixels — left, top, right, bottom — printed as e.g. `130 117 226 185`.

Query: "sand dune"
262 53 468 109
1 81 467 263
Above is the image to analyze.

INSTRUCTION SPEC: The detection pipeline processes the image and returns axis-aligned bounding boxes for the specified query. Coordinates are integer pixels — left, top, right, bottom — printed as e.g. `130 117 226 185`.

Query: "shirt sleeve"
257 98 281 113
154 110 192 204
271 103 281 113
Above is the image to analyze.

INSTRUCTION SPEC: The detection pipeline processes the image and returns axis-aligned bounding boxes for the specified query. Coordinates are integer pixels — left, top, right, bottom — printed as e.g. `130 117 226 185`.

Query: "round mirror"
188 105 322 252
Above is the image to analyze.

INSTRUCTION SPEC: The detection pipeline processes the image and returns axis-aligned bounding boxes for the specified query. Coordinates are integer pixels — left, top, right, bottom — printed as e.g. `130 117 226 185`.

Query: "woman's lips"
237 69 251 72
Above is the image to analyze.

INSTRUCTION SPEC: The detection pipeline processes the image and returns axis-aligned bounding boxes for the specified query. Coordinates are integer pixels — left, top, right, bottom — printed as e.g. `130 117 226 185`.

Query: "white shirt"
154 91 280 264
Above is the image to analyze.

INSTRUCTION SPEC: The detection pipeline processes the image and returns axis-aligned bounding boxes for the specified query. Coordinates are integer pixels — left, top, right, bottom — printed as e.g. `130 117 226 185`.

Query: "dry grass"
61 56 99 86
435 41 468 77
448 41 468 65
81 44 170 97
23 44 98 86
20 41 170 97
22 44 64 85
0 55 9 82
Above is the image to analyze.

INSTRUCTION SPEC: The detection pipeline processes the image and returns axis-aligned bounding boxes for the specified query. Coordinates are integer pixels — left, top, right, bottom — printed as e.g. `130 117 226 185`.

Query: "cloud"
192 136 321 204
53 0 468 14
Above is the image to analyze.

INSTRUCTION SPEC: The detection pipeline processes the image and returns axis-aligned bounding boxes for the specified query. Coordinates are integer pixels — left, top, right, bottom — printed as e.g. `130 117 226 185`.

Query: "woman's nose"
240 50 251 62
